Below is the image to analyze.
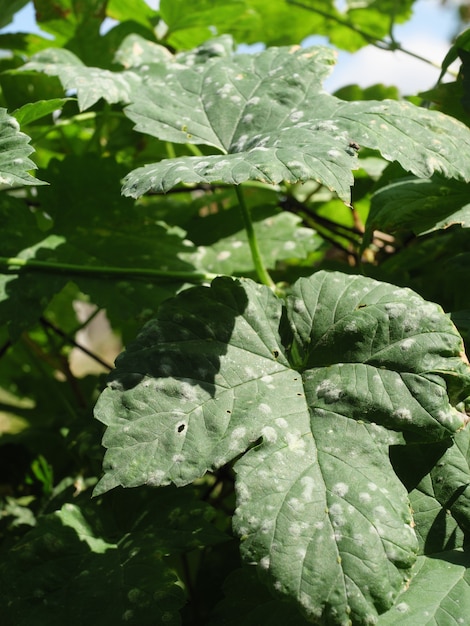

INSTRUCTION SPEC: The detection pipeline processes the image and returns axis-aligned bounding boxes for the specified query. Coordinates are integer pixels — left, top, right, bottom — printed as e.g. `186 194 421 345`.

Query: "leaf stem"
0 257 218 283
287 0 450 74
235 186 275 288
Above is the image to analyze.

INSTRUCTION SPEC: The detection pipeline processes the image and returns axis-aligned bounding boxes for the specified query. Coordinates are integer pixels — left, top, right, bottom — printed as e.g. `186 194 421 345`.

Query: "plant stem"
0 257 218 283
287 0 452 75
235 186 275 289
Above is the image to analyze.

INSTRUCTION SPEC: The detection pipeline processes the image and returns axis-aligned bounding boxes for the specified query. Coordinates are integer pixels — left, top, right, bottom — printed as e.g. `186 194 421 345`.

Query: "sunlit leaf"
95 271 470 622
0 107 44 187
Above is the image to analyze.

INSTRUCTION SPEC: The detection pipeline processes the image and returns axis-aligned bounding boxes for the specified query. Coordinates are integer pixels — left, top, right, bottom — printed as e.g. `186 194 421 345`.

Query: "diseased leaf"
0 107 44 187
377 551 470 625
187 206 322 275
121 41 470 201
21 48 141 110
94 271 470 623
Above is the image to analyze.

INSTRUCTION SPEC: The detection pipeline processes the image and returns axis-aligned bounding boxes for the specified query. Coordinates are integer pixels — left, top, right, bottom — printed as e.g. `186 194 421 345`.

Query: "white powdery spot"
332 482 349 497
368 482 378 491
300 475 316 502
396 602 409 613
359 492 372 503
258 403 272 415
275 417 288 429
384 302 407 318
259 555 270 570
146 470 166 486
290 522 302 537
237 483 250 503
180 381 198 402
286 431 306 454
288 497 305 513
232 426 247 439
216 250 231 261
242 113 254 124
261 426 277 443
283 240 296 251
373 505 387 517
316 379 343 403
327 148 342 158
290 110 304 122
394 408 412 421
329 503 343 516
400 338 415 350
172 454 185 463
292 298 307 314
296 547 307 560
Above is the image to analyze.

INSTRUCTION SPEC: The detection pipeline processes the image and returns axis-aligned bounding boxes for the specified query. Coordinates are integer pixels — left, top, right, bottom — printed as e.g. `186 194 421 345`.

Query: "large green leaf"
121 41 470 202
94 271 470 623
0 107 43 187
20 48 141 110
377 551 470 625
366 177 470 241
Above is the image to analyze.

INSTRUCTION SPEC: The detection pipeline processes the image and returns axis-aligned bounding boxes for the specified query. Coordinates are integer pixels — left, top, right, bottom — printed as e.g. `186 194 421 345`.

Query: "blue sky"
1 0 463 94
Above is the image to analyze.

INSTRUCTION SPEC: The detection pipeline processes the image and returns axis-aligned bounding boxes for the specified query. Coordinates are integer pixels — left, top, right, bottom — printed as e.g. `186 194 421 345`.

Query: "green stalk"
235 186 275 289
0 257 218 283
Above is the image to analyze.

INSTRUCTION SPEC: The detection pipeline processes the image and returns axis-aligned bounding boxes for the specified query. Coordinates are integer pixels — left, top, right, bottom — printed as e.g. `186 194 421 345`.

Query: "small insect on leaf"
349 141 360 151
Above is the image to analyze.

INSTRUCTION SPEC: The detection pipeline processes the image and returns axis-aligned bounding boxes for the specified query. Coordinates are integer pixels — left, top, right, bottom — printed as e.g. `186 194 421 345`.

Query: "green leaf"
366 177 470 239
21 48 140 110
94 271 470 622
0 0 29 29
0 107 44 187
187 206 322 275
391 427 470 555
0 502 186 626
159 0 260 50
208 567 309 625
377 551 470 625
113 33 173 68
106 0 157 29
438 27 470 83
0 155 202 339
13 98 72 126
122 42 470 201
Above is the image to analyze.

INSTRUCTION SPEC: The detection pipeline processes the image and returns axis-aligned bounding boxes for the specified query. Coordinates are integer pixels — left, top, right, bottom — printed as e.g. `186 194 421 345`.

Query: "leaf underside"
94 270 470 624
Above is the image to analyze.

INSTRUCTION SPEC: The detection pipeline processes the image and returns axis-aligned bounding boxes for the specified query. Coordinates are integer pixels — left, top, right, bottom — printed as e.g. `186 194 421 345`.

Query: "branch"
0 256 218 283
